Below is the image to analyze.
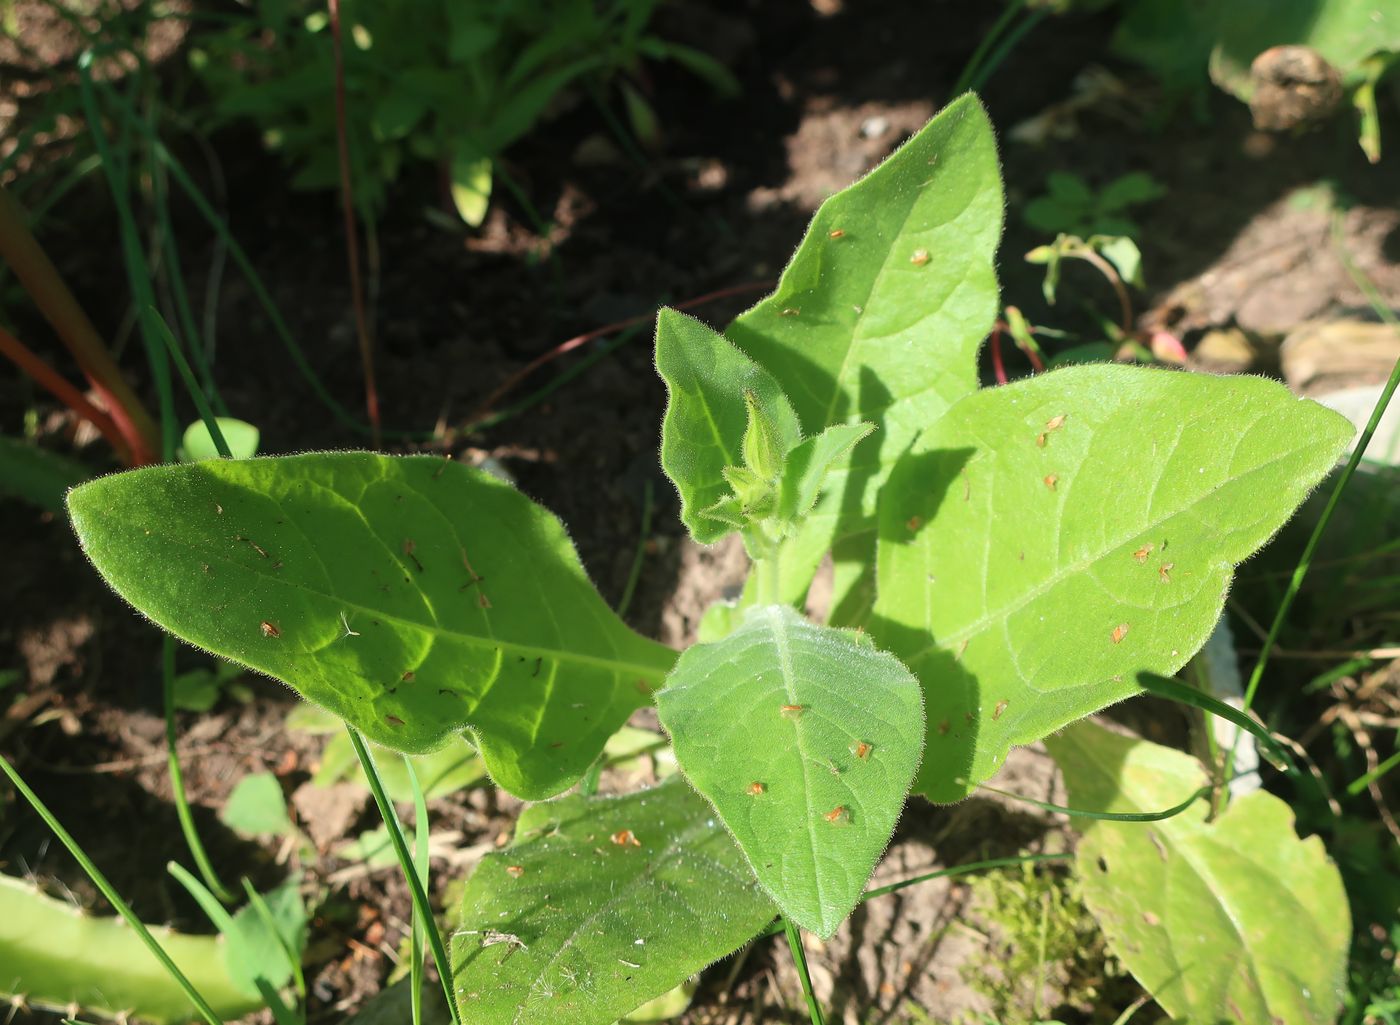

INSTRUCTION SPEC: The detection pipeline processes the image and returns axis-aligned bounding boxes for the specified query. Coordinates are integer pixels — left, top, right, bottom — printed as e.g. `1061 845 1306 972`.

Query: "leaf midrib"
903 433 1325 665
126 520 674 682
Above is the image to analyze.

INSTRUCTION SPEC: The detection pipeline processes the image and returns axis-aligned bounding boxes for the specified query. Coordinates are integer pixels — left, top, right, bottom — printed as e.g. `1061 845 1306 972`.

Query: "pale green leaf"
776 423 875 526
181 417 260 462
725 93 1003 621
874 364 1352 801
451 777 775 1025
1046 721 1350 1024
451 152 493 227
220 772 292 837
655 308 800 544
656 605 923 937
66 454 676 799
0 874 260 1023
0 436 88 513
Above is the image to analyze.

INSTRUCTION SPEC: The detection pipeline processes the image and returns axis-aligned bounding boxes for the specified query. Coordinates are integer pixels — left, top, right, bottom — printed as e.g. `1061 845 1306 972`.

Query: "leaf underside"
1047 721 1350 1025
657 605 924 937
66 453 676 799
452 777 776 1025
874 364 1353 801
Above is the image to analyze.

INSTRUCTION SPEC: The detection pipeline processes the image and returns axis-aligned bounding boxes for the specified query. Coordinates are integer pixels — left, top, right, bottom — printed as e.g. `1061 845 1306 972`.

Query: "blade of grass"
1348 747 1400 797
782 917 825 1025
404 756 430 1025
151 311 232 459
326 0 381 446
168 864 298 1025
240 879 306 1021
92 81 416 440
1228 217 1400 783
164 636 236 902
347 727 461 1025
616 476 654 618
0 752 225 1025
76 52 177 461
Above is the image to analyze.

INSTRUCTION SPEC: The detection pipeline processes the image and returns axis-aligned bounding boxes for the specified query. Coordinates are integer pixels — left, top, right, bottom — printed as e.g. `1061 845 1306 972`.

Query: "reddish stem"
0 187 157 464
467 280 775 426
989 324 1007 385
0 323 131 462
327 0 381 446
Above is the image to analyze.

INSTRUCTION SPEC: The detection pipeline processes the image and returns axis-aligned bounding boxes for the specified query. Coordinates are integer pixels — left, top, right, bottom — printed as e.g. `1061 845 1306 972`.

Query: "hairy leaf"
657 604 923 937
1047 721 1349 1024
725 93 1003 620
656 308 800 544
66 454 676 799
451 777 775 1025
0 873 260 1023
874 364 1352 801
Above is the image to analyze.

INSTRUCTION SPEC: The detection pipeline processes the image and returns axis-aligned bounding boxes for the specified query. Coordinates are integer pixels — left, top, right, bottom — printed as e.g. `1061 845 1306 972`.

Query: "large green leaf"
0 435 88 513
725 93 1003 621
66 453 676 799
451 777 775 1025
655 307 801 544
873 364 1352 802
1046 721 1350 1024
656 604 923 937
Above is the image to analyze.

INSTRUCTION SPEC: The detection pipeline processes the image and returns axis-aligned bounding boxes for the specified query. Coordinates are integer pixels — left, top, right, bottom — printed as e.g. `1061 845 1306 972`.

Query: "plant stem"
0 186 158 463
0 752 225 1025
346 727 462 1025
782 917 825 1025
163 637 236 903
326 0 381 446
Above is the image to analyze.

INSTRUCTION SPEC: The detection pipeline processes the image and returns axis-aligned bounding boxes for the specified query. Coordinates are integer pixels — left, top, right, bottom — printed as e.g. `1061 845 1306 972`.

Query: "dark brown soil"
3 1 1398 1022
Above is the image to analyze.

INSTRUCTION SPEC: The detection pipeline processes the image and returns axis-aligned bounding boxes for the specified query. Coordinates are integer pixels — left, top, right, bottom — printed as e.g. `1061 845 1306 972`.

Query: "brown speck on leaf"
1112 623 1130 645
779 308 800 317
531 657 543 678
385 715 405 727
748 781 766 796
938 719 951 736
780 704 805 720
1134 544 1154 564
402 539 424 572
1160 562 1174 583
235 535 269 558
851 741 872 760
215 503 223 515
823 806 851 826
1142 910 1161 927
993 699 1009 721
907 515 921 533
260 620 280 638
610 829 641 848
828 228 845 239
201 563 211 575
965 711 976 724
1043 474 1058 491
910 249 931 266
635 679 652 696
1036 433 1047 447
478 592 492 609
956 638 969 660
402 671 415 682
1045 414 1067 432
505 865 524 878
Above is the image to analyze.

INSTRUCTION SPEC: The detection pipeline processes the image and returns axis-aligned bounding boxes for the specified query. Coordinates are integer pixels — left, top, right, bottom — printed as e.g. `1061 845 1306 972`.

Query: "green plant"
191 0 736 225
1022 171 1164 238
1048 720 1352 1024
57 95 1354 1024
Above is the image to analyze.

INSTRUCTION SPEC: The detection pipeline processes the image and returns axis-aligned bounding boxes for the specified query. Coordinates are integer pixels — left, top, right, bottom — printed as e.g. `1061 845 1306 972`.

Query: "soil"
2 1 1398 1023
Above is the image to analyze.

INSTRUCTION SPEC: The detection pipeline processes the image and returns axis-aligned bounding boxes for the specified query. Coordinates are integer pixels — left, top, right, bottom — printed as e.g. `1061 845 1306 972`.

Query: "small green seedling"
63 94 1352 1024
1023 171 1164 238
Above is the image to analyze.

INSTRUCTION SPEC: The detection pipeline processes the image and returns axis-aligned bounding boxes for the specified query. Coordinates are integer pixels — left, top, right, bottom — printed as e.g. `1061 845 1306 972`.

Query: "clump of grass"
959 862 1132 1024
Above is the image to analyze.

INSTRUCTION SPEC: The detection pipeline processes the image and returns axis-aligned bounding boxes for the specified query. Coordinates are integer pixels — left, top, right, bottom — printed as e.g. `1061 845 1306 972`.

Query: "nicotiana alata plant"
64 94 1353 1024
